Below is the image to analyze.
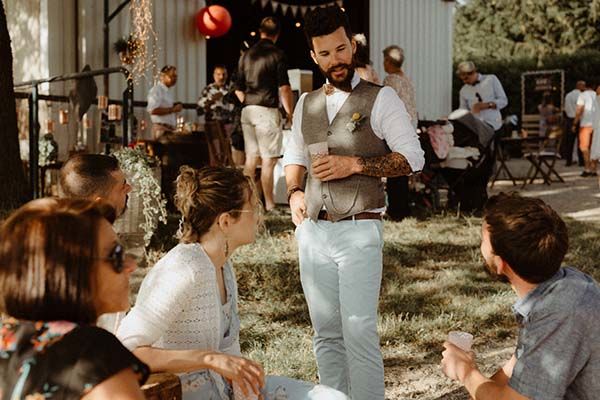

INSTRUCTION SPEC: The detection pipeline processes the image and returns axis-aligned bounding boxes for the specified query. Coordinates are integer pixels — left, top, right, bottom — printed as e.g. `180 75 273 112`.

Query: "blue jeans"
295 218 384 400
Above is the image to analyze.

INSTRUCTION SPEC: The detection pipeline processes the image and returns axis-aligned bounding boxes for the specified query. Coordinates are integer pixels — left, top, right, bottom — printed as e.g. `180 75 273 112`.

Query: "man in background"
457 61 507 132
147 65 183 139
562 80 585 166
235 16 294 211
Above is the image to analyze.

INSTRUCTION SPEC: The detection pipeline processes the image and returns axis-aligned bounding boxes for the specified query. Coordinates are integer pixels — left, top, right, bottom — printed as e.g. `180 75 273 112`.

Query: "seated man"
441 192 600 399
59 153 132 218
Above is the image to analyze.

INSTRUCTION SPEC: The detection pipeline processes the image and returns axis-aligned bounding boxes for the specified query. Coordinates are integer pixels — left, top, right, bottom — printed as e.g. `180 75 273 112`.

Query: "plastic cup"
308 142 329 162
448 331 473 352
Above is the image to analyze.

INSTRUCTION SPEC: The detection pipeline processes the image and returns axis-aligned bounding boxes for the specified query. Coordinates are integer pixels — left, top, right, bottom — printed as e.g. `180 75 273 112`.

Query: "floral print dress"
0 318 149 400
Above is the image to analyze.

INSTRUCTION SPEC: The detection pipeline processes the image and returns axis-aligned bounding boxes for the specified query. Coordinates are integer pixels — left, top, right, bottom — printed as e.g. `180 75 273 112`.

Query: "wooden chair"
141 373 182 400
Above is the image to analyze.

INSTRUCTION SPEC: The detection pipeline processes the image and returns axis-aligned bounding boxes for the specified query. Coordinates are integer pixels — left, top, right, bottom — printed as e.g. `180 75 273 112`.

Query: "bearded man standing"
283 6 424 400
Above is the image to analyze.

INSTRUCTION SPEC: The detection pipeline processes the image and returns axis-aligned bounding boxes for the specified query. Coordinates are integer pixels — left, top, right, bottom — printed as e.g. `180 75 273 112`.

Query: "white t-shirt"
564 89 581 118
576 90 597 127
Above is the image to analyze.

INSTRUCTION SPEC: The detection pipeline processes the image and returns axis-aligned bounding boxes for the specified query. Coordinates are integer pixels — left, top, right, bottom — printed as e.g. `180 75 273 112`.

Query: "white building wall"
7 0 208 151
370 0 454 120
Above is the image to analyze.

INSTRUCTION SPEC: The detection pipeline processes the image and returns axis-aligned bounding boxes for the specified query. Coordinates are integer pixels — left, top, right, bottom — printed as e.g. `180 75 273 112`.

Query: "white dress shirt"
283 72 424 172
147 82 177 126
459 73 508 131
564 89 581 119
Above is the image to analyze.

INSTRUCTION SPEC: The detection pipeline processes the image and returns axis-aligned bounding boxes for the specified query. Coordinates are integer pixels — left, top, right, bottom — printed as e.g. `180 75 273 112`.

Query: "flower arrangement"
38 133 58 166
346 112 366 133
113 147 167 247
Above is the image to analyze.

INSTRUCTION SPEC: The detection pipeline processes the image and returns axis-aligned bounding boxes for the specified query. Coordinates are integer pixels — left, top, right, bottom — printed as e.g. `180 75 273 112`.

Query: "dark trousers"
561 116 583 165
386 176 410 221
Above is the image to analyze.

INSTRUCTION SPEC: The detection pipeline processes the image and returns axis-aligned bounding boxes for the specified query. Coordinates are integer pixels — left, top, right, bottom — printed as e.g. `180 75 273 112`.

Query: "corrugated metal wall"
370 0 454 120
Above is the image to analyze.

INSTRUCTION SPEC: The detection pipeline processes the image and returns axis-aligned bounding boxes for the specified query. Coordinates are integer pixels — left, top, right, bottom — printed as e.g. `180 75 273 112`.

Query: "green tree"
454 0 600 64
0 0 29 210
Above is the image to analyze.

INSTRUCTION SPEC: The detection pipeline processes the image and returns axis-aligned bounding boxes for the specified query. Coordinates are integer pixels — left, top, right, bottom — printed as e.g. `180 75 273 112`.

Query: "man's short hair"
160 65 176 74
214 64 227 72
483 193 569 283
303 6 352 51
259 16 280 37
59 154 120 200
383 45 405 69
456 61 476 75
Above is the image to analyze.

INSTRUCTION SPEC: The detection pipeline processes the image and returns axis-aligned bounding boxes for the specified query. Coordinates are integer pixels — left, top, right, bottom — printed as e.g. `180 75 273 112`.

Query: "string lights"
129 0 159 84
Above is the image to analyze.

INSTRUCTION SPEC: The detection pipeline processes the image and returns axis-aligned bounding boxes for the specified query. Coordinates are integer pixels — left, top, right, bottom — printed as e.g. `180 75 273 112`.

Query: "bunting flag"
250 0 342 17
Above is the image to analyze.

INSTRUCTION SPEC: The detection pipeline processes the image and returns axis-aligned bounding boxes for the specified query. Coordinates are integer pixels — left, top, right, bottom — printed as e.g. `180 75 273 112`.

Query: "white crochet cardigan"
117 242 240 399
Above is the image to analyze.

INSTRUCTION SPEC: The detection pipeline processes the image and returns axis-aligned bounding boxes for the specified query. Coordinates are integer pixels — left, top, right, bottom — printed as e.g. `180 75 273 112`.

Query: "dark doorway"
206 0 369 91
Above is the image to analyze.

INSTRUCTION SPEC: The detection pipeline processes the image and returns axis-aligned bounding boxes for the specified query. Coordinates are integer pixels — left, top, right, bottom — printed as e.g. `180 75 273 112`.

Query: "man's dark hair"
59 154 120 199
483 193 569 283
214 64 228 72
161 65 176 73
303 6 352 50
0 198 116 324
259 16 280 37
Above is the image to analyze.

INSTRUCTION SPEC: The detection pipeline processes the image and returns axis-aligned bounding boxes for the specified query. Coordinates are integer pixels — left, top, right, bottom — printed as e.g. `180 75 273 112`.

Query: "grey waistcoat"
302 79 390 222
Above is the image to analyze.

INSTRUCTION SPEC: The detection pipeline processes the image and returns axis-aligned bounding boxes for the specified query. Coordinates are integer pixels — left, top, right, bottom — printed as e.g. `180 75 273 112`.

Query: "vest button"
322 194 328 199
327 130 333 136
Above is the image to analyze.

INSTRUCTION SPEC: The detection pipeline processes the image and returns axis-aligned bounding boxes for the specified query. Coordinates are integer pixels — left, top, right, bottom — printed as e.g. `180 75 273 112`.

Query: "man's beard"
482 259 509 283
322 62 355 92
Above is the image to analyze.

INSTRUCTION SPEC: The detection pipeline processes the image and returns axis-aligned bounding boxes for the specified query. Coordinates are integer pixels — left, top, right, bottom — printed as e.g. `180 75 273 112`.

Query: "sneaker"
581 171 598 177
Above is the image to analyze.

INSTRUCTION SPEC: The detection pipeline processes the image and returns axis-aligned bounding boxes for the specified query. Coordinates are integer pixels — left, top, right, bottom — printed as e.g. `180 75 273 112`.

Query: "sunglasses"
102 243 125 273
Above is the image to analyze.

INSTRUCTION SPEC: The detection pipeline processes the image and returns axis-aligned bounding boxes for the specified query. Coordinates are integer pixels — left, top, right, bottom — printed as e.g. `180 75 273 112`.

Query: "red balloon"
195 5 232 38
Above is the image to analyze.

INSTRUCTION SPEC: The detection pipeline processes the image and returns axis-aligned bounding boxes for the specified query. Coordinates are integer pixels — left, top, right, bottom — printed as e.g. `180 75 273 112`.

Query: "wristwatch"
287 186 303 203
488 102 494 109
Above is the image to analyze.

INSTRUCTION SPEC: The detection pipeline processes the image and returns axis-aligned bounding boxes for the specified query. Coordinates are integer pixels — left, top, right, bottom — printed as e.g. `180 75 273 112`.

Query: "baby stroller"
416 110 495 214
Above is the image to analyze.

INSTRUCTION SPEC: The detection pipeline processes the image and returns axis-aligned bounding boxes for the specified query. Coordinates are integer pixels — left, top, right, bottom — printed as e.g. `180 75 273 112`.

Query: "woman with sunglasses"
0 198 147 399
117 166 347 400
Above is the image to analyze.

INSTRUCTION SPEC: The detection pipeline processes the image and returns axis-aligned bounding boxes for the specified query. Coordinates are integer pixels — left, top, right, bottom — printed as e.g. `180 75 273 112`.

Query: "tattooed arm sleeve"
357 152 413 178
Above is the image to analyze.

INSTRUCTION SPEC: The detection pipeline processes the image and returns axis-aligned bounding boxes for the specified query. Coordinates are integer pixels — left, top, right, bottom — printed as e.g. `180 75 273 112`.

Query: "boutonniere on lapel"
346 112 366 133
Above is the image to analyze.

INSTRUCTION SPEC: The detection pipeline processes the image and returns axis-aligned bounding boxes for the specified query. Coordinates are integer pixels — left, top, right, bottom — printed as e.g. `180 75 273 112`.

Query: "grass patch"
145 209 599 391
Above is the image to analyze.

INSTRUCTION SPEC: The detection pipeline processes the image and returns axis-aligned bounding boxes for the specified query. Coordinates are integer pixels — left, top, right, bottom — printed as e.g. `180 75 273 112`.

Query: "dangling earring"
224 237 229 258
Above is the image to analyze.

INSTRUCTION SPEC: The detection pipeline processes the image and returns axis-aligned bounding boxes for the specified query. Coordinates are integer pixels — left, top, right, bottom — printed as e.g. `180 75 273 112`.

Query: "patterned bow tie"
323 83 335 96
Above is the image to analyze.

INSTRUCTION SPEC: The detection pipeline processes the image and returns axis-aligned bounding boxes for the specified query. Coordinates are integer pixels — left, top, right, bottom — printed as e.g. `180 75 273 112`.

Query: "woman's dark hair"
0 198 116 324
483 193 568 283
174 166 255 243
303 6 352 50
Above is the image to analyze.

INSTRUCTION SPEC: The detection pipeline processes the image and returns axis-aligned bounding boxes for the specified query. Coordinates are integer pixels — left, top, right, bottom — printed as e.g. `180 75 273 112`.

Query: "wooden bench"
141 373 182 400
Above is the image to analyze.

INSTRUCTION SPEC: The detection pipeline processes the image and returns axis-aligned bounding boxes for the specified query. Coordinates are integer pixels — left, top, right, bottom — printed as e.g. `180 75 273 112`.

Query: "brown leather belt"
317 210 382 222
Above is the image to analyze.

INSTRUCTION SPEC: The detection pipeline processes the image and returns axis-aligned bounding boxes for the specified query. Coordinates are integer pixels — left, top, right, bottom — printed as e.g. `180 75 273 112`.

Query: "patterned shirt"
509 267 600 399
383 73 417 127
197 82 235 122
0 318 148 399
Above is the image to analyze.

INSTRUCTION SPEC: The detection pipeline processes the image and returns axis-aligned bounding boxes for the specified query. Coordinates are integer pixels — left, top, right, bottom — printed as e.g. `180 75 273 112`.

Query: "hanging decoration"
59 109 69 125
129 0 159 84
108 104 122 121
251 0 343 17
195 5 232 38
97 95 108 110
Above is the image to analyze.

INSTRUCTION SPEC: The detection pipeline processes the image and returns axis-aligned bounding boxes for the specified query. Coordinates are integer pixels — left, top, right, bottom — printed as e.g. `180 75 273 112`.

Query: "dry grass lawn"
139 209 599 400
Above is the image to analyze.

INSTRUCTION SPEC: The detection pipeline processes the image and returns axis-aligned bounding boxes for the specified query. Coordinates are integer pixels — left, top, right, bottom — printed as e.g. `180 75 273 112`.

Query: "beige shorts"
241 105 282 158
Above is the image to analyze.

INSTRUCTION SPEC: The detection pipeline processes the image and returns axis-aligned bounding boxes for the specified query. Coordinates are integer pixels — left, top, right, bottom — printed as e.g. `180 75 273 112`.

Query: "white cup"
448 331 474 352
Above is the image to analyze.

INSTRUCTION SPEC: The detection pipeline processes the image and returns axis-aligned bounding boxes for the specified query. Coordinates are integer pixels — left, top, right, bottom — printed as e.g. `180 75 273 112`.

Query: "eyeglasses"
101 243 125 273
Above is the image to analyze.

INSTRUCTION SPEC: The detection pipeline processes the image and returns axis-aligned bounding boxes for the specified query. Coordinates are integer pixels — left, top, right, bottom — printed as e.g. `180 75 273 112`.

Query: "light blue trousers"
295 218 385 400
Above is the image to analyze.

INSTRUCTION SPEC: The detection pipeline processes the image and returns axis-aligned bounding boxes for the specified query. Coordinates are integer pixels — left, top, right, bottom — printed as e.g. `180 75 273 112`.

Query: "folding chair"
522 129 564 187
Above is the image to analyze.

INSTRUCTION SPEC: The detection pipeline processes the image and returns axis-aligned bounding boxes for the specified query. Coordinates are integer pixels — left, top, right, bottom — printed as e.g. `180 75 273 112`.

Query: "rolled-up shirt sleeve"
283 93 309 168
371 86 425 172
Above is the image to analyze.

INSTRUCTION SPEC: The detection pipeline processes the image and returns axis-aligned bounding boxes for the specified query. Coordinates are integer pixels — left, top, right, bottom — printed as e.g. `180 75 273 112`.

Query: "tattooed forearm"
357 152 412 177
